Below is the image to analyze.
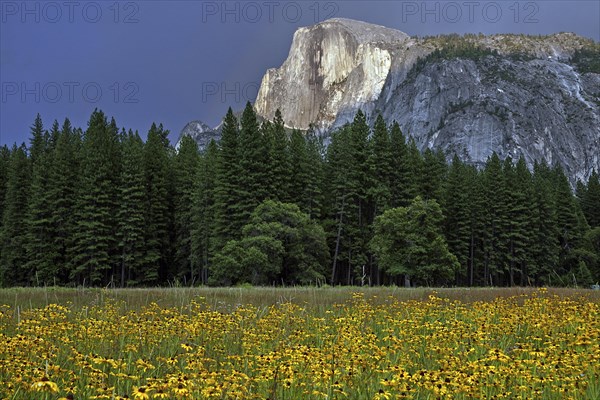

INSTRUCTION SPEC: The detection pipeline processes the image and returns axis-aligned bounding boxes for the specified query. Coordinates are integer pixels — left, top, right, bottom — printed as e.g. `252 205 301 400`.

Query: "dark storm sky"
1 0 599 145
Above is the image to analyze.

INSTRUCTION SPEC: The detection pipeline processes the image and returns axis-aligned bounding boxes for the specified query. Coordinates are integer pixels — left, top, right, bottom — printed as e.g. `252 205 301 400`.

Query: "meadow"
0 287 599 399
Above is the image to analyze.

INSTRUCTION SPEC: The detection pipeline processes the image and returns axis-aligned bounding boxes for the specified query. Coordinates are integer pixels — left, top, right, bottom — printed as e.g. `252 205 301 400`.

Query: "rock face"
254 18 600 184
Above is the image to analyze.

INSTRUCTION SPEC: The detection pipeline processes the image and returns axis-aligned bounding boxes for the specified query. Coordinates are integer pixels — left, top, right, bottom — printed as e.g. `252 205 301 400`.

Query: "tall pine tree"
0 145 31 286
71 111 121 286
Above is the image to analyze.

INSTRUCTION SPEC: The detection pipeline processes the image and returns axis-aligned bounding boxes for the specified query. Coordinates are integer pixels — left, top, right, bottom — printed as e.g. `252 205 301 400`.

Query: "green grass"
1 286 598 313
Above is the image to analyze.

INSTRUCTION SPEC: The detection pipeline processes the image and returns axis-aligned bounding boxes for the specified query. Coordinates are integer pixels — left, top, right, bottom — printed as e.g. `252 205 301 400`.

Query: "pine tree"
173 135 200 282
267 109 291 202
388 122 413 208
481 153 506 286
405 137 423 203
0 145 11 229
464 165 486 285
116 130 147 286
443 155 471 284
324 125 350 284
49 119 81 283
326 111 372 284
421 148 447 202
0 144 31 286
48 120 60 150
288 130 311 212
581 171 600 228
530 161 559 284
143 123 173 284
348 110 373 282
191 140 218 284
213 108 243 250
238 102 270 223
24 128 57 285
304 133 324 220
28 113 47 164
70 110 121 286
553 167 583 258
503 156 534 285
368 115 392 214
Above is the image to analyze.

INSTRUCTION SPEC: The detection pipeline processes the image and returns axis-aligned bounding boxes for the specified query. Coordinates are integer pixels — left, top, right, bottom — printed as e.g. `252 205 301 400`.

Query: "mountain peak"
177 120 219 151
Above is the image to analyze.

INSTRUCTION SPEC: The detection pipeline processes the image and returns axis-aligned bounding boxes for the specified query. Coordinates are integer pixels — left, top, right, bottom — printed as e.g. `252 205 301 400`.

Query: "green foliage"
213 108 243 249
371 196 459 286
117 130 147 287
211 201 328 286
570 44 600 74
0 145 31 286
143 123 174 284
580 171 600 228
173 136 200 282
191 140 218 285
70 111 121 286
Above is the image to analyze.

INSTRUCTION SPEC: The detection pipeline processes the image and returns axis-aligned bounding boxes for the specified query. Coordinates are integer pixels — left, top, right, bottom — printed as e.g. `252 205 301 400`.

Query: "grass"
2 286 600 312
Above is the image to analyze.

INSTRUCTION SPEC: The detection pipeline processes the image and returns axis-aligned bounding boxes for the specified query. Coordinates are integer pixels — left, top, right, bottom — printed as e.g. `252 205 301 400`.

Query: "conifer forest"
1 104 599 288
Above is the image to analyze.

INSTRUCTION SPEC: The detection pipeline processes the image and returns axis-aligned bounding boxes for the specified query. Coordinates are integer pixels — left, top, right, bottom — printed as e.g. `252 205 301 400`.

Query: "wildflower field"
0 287 599 399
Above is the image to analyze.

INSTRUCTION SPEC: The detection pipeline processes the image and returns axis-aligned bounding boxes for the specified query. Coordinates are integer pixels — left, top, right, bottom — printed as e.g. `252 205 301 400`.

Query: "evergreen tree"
388 122 413 208
481 152 506 286
143 123 173 284
70 110 121 286
464 165 486 285
421 148 447 201
116 130 147 286
0 145 11 228
304 133 324 220
191 140 218 284
405 137 423 203
48 119 60 150
0 144 31 286
443 155 471 284
581 171 600 228
213 108 243 250
553 167 584 258
24 131 56 285
368 115 393 214
238 102 270 222
49 119 81 283
265 109 291 202
530 161 559 284
346 110 372 283
502 156 534 285
288 130 321 218
324 125 350 284
173 135 200 282
28 113 47 164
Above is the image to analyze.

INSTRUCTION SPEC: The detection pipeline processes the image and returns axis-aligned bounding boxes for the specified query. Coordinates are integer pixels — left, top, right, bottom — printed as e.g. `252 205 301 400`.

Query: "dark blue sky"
1 0 598 145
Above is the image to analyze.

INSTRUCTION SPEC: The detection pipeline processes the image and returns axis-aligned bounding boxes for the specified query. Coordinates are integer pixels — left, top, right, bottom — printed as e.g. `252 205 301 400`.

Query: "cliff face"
255 19 416 131
254 18 600 183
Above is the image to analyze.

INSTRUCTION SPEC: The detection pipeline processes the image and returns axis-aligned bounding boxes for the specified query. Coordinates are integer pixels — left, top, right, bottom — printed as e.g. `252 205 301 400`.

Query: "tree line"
1 104 599 287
